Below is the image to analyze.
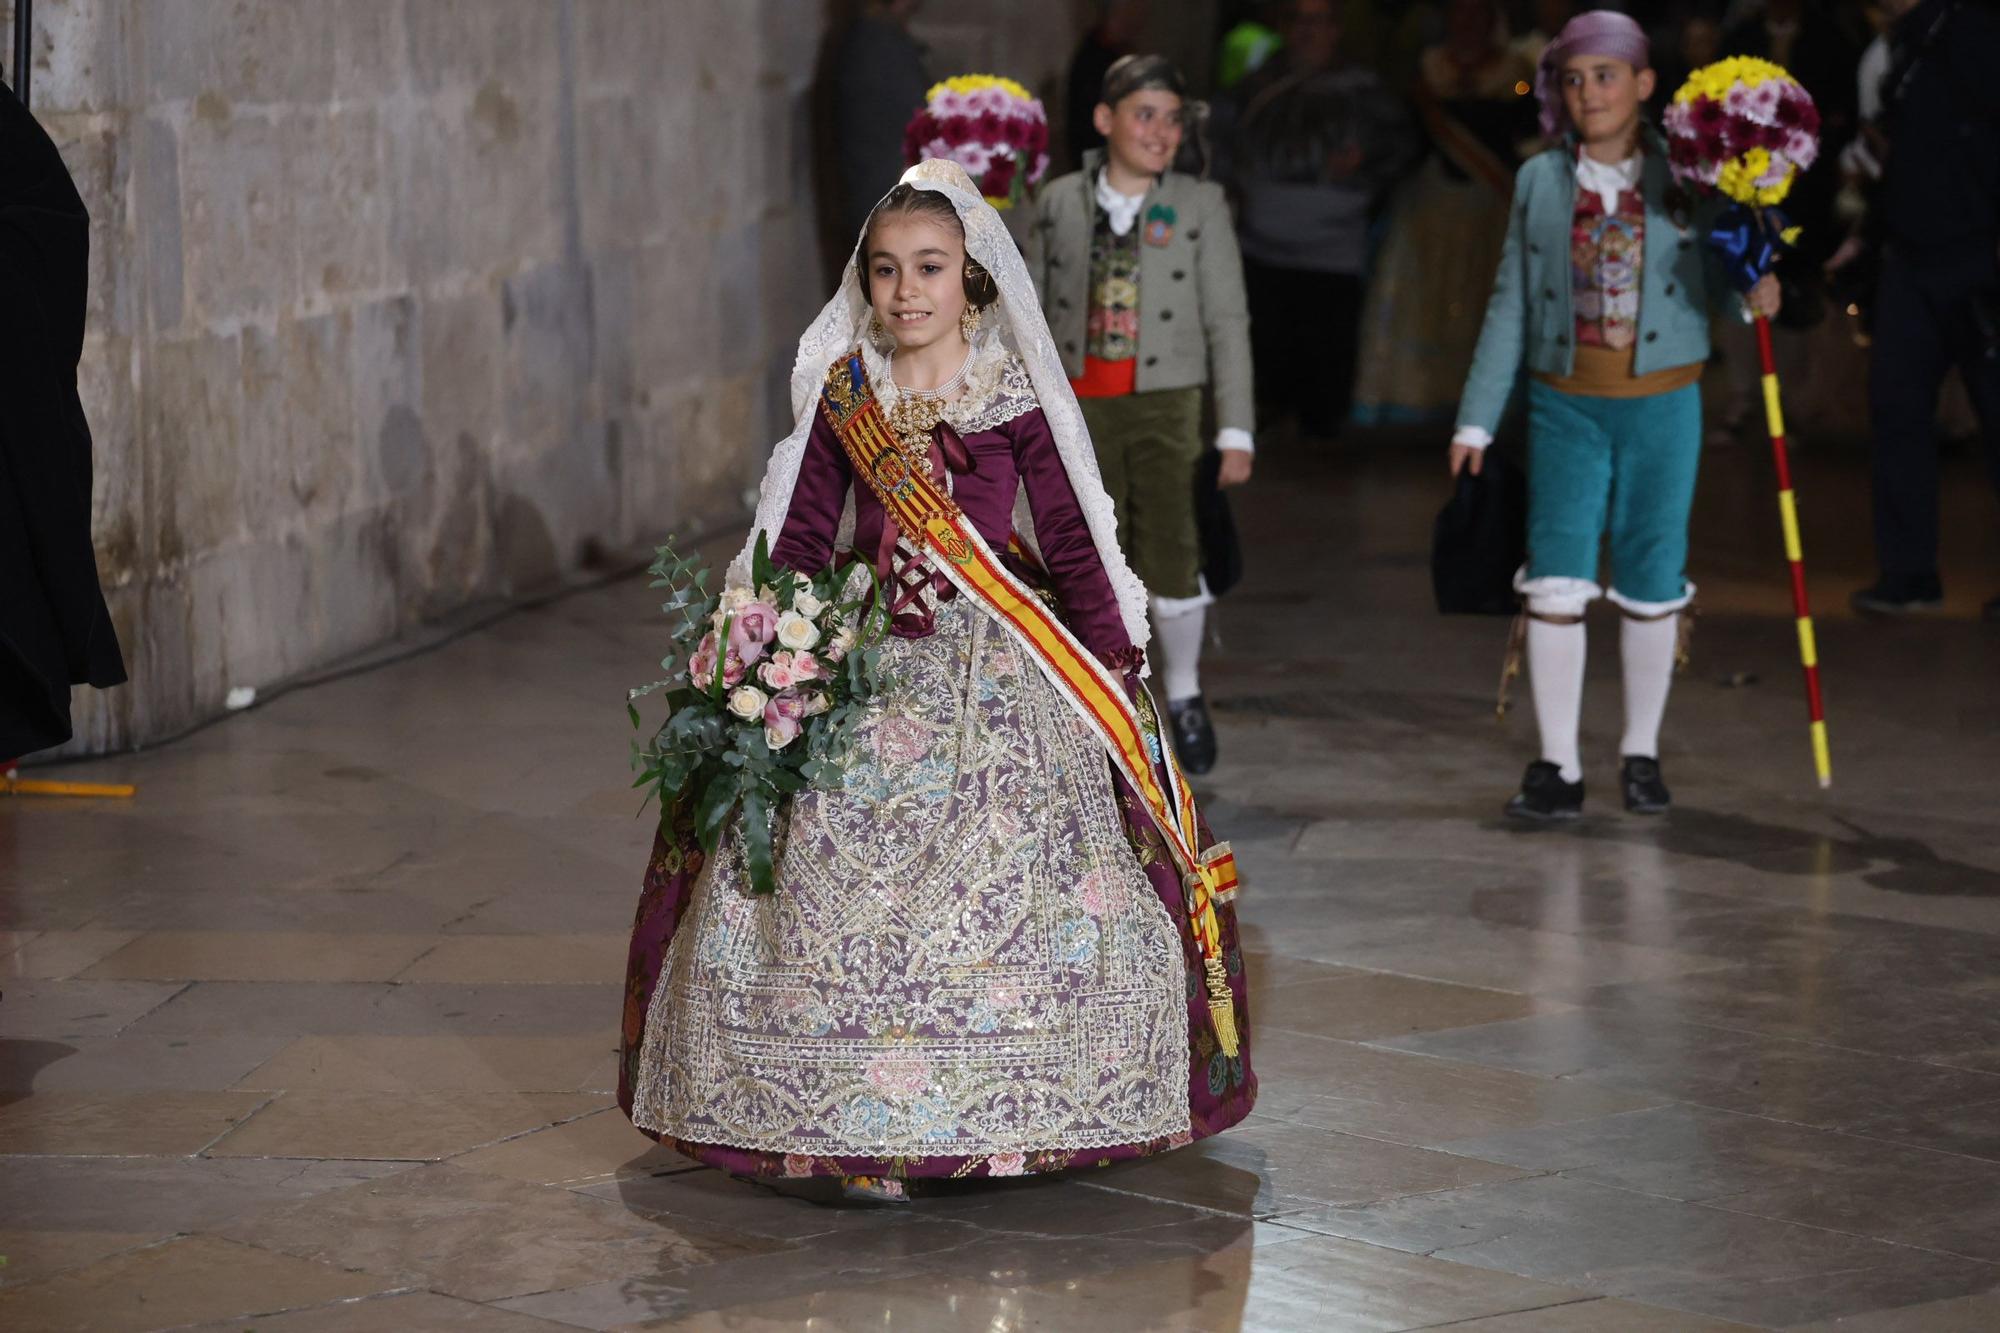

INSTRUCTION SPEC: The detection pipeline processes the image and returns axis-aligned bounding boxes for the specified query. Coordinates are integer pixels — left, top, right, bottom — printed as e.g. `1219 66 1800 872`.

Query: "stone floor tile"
1282 1173 2000 1327
0 1234 390 1332
0 929 141 980
395 933 628 984
0 1089 270 1155
175 1289 582 1331
208 1089 611 1160
495 1215 998 1328
213 1162 777 1303
1259 971 1568 1042
81 930 438 982
1082 1115 1532 1217
122 979 622 1038
1275 914 1738 997
0 978 188 1038
579 1167 964 1244
237 1034 616 1093
1436 1298 1761 1330
1786 1289 2000 1331
449 1107 690 1184
0 1155 413 1232
1249 1027 1662 1147
1439 1103 2000 1261
0 1229 162 1289
1381 1009 2000 1155
3 1033 294 1093
598 1222 1591 1333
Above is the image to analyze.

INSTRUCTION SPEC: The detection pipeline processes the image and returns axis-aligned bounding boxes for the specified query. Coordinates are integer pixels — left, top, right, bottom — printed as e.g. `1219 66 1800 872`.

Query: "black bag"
1431 452 1527 615
1195 449 1244 597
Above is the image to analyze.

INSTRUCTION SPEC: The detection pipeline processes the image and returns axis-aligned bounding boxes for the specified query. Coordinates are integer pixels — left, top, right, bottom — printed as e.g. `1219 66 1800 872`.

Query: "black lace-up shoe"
1168 696 1218 775
1620 755 1672 814
1504 760 1584 821
1851 577 1943 615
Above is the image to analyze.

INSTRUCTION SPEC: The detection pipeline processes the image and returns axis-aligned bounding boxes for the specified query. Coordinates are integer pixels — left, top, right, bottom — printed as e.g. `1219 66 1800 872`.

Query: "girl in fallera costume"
1449 11 1780 820
618 161 1254 1203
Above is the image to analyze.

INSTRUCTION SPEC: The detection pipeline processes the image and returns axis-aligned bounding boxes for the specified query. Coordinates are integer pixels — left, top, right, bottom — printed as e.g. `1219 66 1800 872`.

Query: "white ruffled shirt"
1094 170 1254 456
1451 151 1642 451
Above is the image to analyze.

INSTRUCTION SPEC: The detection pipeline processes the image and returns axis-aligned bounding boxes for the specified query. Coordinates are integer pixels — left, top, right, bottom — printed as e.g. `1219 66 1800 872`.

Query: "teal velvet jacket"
1455 129 1732 436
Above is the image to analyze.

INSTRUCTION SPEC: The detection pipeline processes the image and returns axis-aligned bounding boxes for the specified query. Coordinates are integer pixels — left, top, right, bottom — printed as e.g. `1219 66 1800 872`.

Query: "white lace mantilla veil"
728 159 1153 654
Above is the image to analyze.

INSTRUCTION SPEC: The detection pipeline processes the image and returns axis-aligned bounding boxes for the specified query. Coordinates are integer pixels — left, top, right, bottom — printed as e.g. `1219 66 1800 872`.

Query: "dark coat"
0 82 126 757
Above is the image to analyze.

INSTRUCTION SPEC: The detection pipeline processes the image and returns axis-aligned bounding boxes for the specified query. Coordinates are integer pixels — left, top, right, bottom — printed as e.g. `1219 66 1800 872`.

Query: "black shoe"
1851 577 1943 616
1504 760 1583 821
1620 755 1672 814
1168 696 1218 775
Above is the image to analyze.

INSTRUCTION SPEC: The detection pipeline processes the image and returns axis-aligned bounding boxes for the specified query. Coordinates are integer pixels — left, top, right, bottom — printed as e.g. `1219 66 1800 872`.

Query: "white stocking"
1528 617 1586 783
1619 613 1678 759
1151 603 1206 704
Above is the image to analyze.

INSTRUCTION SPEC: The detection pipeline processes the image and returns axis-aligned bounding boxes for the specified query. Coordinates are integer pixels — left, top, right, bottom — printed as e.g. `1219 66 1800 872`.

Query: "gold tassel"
1205 956 1239 1057
1675 601 1698 673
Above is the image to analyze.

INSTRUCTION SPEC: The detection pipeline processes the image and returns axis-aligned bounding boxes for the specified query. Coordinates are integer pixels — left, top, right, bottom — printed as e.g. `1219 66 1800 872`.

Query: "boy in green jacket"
1449 12 1777 820
1030 54 1255 774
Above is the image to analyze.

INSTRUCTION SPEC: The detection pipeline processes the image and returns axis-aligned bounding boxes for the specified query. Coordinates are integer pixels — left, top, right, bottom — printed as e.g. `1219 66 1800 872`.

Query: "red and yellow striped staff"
1754 315 1831 789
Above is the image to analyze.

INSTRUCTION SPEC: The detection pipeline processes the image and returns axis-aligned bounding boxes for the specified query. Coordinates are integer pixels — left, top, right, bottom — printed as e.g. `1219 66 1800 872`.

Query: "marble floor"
4 441 2000 1331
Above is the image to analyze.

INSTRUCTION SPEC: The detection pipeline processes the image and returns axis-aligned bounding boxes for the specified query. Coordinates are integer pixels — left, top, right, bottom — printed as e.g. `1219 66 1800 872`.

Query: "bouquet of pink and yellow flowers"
629 535 888 894
902 74 1051 209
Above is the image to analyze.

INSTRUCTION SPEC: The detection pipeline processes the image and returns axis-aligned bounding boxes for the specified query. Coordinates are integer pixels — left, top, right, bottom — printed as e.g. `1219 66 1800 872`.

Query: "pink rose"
986 1152 1026 1177
688 632 720 688
763 691 805 749
788 651 820 683
728 601 780 667
759 658 796 691
783 1153 816 1178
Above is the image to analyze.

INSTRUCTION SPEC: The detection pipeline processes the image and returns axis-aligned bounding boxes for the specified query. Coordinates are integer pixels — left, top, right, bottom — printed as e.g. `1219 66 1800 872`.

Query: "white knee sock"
1528 617 1586 783
1151 604 1206 704
1619 613 1679 759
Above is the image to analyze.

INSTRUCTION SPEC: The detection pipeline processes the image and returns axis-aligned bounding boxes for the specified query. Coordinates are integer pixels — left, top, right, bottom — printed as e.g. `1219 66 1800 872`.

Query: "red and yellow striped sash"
820 353 1242 1054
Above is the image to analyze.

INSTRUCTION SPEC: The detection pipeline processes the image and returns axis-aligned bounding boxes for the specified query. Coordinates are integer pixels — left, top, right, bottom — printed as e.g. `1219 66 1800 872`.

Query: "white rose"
764 723 797 749
832 626 859 653
803 692 832 716
791 588 826 619
726 685 768 721
775 611 821 652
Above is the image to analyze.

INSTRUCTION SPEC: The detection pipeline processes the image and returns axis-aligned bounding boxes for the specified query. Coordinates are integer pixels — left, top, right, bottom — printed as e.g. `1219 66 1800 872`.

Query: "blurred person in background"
832 0 931 245
1031 55 1256 773
1066 0 1152 165
1353 0 1541 425
1228 0 1419 442
1836 0 2000 617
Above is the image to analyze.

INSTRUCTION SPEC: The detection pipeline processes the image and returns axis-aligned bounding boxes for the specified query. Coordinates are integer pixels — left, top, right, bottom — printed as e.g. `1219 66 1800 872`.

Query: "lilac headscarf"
1536 10 1651 139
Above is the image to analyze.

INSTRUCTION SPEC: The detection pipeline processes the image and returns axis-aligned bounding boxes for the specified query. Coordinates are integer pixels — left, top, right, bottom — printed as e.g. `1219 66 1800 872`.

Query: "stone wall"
25 0 827 753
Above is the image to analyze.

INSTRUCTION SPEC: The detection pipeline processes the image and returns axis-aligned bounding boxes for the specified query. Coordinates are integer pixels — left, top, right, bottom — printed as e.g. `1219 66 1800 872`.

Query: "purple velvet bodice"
771 400 1134 666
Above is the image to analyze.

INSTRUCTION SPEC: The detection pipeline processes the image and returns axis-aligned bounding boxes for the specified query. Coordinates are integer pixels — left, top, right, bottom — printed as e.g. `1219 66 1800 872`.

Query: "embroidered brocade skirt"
619 597 1256 1180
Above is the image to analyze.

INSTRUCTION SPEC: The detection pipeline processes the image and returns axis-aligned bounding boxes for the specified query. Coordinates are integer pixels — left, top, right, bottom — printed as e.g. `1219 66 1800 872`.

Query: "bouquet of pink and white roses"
629 535 889 895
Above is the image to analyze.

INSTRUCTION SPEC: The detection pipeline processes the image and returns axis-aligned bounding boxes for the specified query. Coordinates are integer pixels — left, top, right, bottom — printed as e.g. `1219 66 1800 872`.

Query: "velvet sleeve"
1009 406 1135 665
769 403 852 575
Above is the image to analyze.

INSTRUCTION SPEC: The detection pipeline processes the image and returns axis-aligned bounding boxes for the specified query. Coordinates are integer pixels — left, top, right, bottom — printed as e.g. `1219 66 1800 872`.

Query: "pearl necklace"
887 344 974 402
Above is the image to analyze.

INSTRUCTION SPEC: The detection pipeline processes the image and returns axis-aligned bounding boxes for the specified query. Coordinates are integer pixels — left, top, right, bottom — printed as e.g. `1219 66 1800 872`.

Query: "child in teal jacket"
1448 11 1778 820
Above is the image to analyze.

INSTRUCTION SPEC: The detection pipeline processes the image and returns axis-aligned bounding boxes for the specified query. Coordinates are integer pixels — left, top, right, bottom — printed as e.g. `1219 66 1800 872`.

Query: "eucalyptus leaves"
629 535 890 894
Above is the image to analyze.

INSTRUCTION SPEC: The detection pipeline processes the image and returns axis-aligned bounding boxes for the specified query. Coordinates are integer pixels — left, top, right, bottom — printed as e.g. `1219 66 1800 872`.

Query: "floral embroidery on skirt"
629 597 1191 1158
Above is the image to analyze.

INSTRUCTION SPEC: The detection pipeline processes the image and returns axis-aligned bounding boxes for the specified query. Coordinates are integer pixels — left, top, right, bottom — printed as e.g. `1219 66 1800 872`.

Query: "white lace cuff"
1452 425 1493 449
1215 428 1254 455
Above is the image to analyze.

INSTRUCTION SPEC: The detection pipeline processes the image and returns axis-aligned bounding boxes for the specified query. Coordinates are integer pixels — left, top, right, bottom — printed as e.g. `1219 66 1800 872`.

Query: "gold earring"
867 312 888 347
960 305 981 340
